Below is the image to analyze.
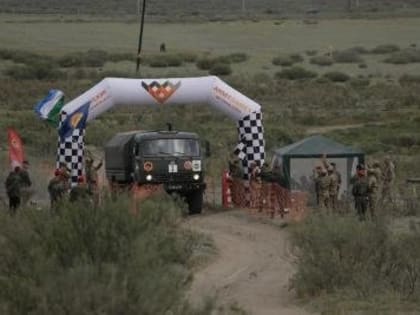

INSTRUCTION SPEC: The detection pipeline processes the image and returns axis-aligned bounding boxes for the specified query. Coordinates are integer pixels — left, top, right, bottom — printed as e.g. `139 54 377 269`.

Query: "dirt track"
184 210 313 315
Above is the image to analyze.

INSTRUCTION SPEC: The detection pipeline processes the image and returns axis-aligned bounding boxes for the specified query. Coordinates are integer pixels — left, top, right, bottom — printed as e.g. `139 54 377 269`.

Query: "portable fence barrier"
221 171 309 221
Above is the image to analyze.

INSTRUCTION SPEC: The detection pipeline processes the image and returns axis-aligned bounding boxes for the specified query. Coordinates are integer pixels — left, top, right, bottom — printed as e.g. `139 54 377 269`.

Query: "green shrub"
275 66 317 80
384 49 420 64
196 57 216 70
57 52 84 67
272 53 303 66
165 54 183 67
0 195 213 314
323 71 351 82
310 55 334 66
290 214 420 311
399 74 420 85
370 44 400 54
5 63 65 80
332 49 363 63
209 63 232 76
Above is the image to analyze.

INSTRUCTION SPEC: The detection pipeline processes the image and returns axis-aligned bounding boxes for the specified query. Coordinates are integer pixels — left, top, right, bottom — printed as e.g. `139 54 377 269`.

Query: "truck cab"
105 130 206 214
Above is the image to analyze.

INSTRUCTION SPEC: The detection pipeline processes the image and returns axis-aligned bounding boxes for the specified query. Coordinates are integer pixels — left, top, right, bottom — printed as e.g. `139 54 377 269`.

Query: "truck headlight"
193 174 200 181
146 174 153 181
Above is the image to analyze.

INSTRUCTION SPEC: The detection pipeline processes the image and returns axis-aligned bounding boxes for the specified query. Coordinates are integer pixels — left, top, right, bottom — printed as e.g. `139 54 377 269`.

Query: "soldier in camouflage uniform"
381 156 395 206
367 168 379 219
317 168 331 210
352 164 369 221
48 169 68 211
327 165 340 211
5 166 23 215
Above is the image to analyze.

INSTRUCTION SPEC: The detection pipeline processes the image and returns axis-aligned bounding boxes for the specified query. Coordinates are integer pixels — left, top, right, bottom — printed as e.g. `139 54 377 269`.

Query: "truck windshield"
142 139 200 156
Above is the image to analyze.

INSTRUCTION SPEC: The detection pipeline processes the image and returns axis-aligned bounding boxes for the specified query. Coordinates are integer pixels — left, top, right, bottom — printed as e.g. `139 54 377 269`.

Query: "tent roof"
273 135 363 157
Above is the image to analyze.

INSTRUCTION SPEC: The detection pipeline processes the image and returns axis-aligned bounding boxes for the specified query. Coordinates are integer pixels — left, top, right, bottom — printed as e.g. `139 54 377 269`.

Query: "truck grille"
153 172 195 182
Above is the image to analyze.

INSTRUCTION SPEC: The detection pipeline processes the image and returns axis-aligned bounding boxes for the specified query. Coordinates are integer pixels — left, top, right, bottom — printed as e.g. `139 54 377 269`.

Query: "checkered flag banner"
237 111 265 179
57 112 85 186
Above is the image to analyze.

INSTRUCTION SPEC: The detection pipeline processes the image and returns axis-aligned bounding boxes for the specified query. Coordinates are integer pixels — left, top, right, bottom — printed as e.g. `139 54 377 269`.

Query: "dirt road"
184 210 313 315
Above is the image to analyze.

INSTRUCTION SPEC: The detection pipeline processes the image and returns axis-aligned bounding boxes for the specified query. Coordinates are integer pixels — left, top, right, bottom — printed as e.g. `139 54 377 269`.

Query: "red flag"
7 128 25 169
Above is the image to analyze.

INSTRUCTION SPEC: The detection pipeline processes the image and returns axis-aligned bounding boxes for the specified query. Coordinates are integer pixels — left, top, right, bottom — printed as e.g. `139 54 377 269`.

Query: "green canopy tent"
271 135 364 203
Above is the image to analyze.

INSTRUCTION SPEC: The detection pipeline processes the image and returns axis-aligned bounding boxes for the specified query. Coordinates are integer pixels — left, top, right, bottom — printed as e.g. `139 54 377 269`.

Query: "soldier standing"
367 168 379 219
381 156 395 206
327 165 339 211
85 156 103 206
352 164 369 221
317 168 331 210
5 166 23 215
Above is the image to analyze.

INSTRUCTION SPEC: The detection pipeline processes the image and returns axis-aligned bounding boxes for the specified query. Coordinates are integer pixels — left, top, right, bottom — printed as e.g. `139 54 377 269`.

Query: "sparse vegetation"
332 49 363 63
310 55 334 66
272 53 303 67
275 66 317 80
209 62 232 76
371 44 401 54
384 48 420 64
323 71 350 82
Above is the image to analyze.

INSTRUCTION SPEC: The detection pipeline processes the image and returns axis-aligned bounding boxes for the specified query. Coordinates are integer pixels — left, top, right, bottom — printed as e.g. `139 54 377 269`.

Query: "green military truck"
104 129 207 214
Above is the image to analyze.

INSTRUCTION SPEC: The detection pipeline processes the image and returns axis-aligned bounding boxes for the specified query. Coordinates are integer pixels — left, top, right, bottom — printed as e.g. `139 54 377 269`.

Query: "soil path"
184 210 313 315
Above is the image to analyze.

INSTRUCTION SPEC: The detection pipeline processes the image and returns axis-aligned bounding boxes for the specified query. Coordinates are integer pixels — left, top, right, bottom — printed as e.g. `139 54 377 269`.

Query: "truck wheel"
188 190 203 214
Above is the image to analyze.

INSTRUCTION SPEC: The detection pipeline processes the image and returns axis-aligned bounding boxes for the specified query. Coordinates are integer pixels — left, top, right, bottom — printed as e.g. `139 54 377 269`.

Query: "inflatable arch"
36 76 265 184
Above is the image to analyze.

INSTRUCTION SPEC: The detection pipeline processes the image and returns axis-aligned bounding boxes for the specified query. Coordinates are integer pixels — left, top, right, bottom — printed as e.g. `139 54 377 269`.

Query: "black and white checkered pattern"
236 111 265 179
57 111 85 186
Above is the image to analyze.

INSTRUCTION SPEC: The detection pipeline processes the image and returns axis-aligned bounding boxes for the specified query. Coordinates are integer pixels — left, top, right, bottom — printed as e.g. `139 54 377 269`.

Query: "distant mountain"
0 0 419 17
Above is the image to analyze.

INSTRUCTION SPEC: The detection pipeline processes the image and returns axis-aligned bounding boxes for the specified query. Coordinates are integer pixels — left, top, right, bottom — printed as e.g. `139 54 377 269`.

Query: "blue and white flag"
34 89 65 126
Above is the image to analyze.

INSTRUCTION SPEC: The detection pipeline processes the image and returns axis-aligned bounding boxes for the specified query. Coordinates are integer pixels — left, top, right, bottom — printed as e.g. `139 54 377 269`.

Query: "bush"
225 52 248 63
5 63 65 80
310 55 334 66
323 71 351 82
384 49 420 64
332 49 363 63
272 53 303 67
57 52 84 67
196 57 216 70
84 49 108 67
399 74 420 85
209 63 232 76
290 214 420 312
275 66 317 80
0 195 213 314
177 51 198 63
370 44 400 54
348 46 369 54
350 77 370 88
108 52 136 62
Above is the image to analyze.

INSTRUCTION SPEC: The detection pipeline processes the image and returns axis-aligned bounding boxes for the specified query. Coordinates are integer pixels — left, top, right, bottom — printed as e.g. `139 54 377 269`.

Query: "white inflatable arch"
39 76 265 183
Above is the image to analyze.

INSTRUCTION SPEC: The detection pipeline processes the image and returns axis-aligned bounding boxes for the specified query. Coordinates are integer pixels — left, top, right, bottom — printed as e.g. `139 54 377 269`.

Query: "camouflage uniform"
381 158 395 205
48 172 67 211
5 168 23 214
352 169 369 221
317 170 331 210
328 168 340 211
367 170 379 219
85 158 103 206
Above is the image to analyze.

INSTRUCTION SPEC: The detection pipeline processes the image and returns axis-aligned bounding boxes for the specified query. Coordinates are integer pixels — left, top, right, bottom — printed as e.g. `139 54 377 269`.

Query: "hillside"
1 0 420 18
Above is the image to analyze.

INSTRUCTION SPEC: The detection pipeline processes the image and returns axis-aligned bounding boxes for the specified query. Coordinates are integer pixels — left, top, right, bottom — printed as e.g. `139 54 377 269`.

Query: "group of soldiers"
48 156 103 210
313 156 395 220
227 154 396 221
3 154 103 215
